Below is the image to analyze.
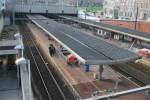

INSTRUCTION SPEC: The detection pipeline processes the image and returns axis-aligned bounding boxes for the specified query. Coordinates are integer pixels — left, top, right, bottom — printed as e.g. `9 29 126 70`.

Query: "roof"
61 16 150 43
28 15 139 65
0 40 21 55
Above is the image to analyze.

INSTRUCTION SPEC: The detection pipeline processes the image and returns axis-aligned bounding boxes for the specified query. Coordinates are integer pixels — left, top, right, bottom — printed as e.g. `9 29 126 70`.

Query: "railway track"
18 14 149 100
18 21 76 100
50 16 150 86
111 62 150 86
127 62 150 76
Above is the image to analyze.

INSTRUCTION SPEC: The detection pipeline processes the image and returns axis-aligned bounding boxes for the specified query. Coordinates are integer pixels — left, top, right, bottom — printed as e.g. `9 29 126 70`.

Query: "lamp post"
84 10 86 20
76 0 79 15
76 0 79 9
134 2 139 30
84 6 88 20
61 0 64 13
134 7 138 30
12 0 16 32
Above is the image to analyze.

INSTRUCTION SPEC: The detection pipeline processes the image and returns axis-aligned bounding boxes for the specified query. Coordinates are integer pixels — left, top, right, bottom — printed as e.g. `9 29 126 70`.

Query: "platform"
20 60 32 100
0 68 22 100
60 16 150 43
28 15 139 65
27 23 150 99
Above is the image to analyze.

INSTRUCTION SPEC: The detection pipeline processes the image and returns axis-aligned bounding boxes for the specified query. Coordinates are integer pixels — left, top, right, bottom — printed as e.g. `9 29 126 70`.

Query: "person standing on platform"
49 44 56 56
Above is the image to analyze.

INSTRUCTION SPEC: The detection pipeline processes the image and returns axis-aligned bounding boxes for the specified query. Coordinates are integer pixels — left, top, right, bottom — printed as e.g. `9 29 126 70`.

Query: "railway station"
0 0 150 100
59 16 150 45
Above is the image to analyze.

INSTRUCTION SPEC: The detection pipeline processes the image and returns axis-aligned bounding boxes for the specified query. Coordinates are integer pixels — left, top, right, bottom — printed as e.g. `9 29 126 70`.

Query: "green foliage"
79 5 103 13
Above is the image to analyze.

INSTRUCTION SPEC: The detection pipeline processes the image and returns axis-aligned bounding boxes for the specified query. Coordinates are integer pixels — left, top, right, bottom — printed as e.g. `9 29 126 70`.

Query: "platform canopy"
61 16 150 43
28 15 139 65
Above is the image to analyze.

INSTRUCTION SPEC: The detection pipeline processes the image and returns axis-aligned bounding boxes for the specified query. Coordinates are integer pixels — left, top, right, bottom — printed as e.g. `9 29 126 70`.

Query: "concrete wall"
101 20 150 33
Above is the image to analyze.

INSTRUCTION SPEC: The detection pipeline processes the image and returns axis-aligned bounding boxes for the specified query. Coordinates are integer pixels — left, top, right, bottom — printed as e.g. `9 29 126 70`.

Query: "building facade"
135 0 150 20
117 0 150 20
103 0 150 20
103 0 120 19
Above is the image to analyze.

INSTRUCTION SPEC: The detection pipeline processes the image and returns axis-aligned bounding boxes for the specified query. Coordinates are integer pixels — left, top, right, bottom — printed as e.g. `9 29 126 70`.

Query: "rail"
19 21 69 100
83 85 150 100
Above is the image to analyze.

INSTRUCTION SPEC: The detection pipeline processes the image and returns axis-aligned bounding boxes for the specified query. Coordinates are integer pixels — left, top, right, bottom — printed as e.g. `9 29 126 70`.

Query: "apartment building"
117 0 150 20
103 0 120 19
116 0 135 20
135 0 150 20
104 0 150 20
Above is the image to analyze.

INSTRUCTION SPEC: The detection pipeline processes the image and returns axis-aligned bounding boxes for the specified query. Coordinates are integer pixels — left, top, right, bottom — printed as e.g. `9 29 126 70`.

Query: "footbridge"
6 0 78 15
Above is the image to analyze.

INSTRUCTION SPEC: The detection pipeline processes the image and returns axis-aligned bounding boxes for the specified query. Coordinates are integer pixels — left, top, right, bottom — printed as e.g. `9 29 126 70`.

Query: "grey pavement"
0 69 22 100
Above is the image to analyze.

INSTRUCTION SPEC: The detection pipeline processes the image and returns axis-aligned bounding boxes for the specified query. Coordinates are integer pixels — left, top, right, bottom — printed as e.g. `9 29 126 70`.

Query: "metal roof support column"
97 29 100 35
122 35 125 42
129 39 137 49
99 65 104 81
139 40 143 48
97 29 102 36
108 32 112 40
101 30 103 36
